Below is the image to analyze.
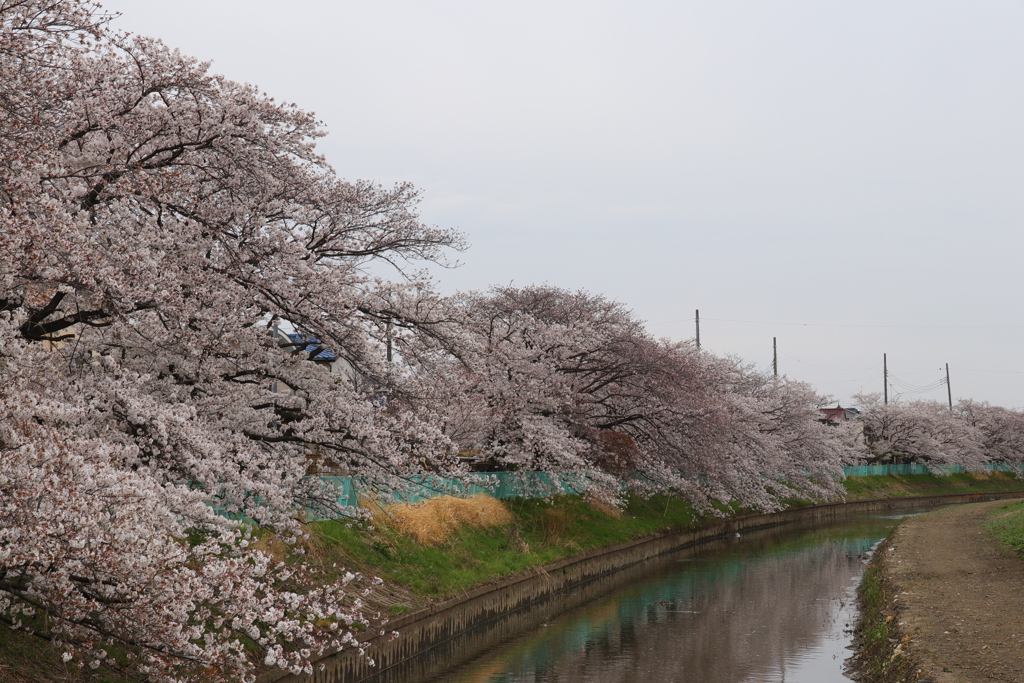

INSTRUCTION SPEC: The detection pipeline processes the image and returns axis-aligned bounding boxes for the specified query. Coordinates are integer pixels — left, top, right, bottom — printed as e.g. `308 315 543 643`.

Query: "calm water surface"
428 514 910 683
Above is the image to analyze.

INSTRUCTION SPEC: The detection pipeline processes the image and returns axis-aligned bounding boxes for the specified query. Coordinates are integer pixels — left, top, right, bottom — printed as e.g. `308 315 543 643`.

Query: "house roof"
284 333 337 361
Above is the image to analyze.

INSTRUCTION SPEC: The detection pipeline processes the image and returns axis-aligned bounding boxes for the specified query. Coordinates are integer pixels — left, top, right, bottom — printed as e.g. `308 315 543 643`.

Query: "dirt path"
884 500 1024 682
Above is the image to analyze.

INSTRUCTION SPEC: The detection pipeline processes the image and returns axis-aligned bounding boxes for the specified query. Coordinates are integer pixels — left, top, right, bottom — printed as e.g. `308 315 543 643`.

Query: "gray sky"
109 0 1024 408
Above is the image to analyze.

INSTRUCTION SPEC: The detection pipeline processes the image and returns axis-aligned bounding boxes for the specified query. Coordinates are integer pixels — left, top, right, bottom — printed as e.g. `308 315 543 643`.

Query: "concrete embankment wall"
265 490 1024 683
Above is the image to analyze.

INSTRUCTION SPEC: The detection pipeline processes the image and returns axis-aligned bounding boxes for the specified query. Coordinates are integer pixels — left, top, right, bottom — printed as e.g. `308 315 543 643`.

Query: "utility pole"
695 309 700 350
773 337 778 377
946 363 952 410
883 353 888 405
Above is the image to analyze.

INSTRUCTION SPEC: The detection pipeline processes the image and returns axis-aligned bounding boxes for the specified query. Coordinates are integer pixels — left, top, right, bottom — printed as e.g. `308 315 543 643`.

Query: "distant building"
272 326 360 386
819 406 860 424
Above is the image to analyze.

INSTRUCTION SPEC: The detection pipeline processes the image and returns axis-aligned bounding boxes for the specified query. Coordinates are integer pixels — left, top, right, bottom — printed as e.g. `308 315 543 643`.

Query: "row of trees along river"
3 2 1024 681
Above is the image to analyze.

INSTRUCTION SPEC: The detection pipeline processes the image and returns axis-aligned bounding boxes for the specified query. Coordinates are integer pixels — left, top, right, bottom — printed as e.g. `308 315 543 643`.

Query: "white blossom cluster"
855 394 1024 468
411 286 861 511
0 1 453 679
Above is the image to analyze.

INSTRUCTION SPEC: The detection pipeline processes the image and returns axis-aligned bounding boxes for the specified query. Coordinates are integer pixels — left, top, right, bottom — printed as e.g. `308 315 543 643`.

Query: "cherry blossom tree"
1 1 464 679
853 395 986 469
7 2 1016 679
420 286 853 509
954 399 1024 466
0 369 376 680
685 356 855 508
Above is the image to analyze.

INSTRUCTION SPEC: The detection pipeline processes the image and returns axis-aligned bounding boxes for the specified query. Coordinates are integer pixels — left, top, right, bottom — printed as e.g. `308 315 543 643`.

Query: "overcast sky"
109 0 1024 408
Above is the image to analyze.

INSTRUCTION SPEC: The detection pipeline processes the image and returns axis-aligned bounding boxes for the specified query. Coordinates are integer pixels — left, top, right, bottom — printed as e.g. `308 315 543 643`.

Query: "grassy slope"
0 628 132 683
842 470 1024 500
307 495 707 604
985 499 1024 556
303 471 1024 604
0 628 83 683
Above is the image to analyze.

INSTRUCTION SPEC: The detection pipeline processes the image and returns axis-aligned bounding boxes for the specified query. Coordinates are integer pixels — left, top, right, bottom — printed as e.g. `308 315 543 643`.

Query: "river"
398 513 911 683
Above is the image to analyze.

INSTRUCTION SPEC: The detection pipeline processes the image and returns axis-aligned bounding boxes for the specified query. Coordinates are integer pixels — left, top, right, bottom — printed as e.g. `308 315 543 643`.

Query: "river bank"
317 471 1024 610
268 478 1024 683
3 472 1023 683
853 499 1024 683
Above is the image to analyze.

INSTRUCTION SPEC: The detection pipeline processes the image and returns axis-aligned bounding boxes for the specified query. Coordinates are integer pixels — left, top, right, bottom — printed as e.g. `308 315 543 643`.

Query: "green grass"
842 471 1024 500
985 499 1024 556
305 495 708 601
296 472 1024 603
0 626 132 683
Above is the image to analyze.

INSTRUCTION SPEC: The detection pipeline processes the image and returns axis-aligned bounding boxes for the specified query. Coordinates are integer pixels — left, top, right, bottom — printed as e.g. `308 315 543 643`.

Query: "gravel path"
885 500 1024 683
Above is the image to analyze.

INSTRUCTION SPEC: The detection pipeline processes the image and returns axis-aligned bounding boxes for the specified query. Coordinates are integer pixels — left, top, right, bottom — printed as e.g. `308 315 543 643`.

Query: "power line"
648 316 1024 330
887 371 946 391
958 368 1024 375
815 374 884 386
888 378 947 395
884 368 949 377
778 352 878 373
888 376 945 389
650 312 1024 401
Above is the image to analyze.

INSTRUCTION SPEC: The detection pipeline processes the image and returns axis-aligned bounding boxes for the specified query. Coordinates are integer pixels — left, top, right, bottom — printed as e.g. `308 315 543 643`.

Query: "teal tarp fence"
321 471 592 510
841 463 1024 477
310 464 1024 517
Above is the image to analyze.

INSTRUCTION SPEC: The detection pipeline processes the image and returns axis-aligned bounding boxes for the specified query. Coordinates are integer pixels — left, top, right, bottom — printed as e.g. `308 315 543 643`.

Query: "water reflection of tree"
499 539 872 683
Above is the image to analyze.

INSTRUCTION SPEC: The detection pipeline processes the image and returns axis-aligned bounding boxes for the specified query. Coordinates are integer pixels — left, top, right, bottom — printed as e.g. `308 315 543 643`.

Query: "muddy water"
410 514 910 683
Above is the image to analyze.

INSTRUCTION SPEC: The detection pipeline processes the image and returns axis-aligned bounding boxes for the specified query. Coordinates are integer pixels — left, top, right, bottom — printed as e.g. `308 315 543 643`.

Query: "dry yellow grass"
250 533 290 563
378 494 512 545
584 494 623 518
965 470 1011 481
541 507 569 544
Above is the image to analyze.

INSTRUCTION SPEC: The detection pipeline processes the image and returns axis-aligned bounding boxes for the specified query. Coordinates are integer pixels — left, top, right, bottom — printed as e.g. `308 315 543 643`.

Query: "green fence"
843 463 943 477
321 471 594 509
841 463 1024 478
310 463 1024 517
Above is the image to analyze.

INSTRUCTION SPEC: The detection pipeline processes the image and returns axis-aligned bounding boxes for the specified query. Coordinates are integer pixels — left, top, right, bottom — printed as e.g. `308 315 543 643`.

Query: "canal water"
404 513 913 683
